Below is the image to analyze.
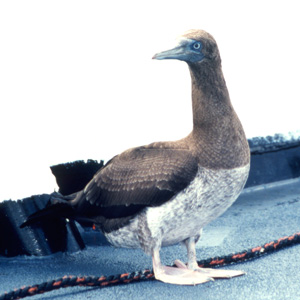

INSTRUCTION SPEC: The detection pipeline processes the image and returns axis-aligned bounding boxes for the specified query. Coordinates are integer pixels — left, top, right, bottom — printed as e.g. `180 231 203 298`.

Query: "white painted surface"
197 227 233 248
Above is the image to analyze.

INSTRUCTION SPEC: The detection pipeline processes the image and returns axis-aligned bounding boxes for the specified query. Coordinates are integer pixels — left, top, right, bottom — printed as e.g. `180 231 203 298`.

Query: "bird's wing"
74 145 198 228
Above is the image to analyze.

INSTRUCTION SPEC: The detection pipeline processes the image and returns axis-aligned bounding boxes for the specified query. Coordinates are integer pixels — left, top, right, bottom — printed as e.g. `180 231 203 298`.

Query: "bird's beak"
152 44 187 61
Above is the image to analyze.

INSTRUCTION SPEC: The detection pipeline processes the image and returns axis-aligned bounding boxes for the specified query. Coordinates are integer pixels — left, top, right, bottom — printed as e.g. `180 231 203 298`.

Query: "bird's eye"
193 42 201 50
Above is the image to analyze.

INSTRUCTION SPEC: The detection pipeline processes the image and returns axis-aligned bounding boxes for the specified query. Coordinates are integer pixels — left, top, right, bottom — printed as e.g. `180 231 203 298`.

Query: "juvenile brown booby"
22 29 250 285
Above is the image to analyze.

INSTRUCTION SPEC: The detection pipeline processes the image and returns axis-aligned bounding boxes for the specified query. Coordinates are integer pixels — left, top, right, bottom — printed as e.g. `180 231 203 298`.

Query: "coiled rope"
1 231 300 300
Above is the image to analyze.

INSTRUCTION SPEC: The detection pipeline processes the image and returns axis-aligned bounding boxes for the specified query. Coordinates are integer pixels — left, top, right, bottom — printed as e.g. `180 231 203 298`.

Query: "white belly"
105 164 250 251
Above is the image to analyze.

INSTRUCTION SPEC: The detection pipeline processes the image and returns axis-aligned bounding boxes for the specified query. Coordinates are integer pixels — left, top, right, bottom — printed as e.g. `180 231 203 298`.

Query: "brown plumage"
71 146 199 232
22 29 250 285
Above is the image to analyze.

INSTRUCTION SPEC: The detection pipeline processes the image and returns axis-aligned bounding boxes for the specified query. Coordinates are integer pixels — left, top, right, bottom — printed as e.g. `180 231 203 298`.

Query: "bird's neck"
189 61 232 128
187 61 250 169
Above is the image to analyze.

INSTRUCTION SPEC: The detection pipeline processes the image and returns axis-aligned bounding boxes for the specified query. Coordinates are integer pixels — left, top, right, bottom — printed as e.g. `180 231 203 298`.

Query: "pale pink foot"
174 259 245 279
152 249 213 285
154 264 214 285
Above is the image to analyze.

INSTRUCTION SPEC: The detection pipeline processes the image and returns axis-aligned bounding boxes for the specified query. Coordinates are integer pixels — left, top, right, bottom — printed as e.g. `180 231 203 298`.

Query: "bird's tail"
20 192 95 229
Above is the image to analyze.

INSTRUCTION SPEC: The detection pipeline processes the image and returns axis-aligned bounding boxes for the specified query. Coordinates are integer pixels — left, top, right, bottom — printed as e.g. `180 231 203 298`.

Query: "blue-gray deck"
1 178 300 300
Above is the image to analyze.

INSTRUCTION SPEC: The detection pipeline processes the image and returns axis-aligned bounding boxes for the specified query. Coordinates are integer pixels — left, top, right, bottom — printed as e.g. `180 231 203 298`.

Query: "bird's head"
153 29 221 66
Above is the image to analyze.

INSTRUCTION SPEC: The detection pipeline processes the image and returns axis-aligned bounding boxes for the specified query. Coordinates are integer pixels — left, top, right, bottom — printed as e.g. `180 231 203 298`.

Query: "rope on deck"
1 231 300 300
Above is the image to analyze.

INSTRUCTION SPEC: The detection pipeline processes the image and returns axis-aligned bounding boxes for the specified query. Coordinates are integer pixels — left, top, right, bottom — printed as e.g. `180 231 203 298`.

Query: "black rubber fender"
50 159 104 195
0 194 85 257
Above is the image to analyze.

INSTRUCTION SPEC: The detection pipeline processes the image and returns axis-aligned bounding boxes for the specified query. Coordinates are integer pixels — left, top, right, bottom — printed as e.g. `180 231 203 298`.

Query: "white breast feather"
105 164 250 249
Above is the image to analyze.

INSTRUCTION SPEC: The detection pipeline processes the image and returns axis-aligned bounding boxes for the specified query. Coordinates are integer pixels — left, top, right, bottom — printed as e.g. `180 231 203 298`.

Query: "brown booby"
22 29 250 285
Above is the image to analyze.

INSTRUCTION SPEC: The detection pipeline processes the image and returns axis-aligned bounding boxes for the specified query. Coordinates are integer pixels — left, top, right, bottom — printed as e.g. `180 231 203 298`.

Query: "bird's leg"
174 236 245 279
152 248 212 285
